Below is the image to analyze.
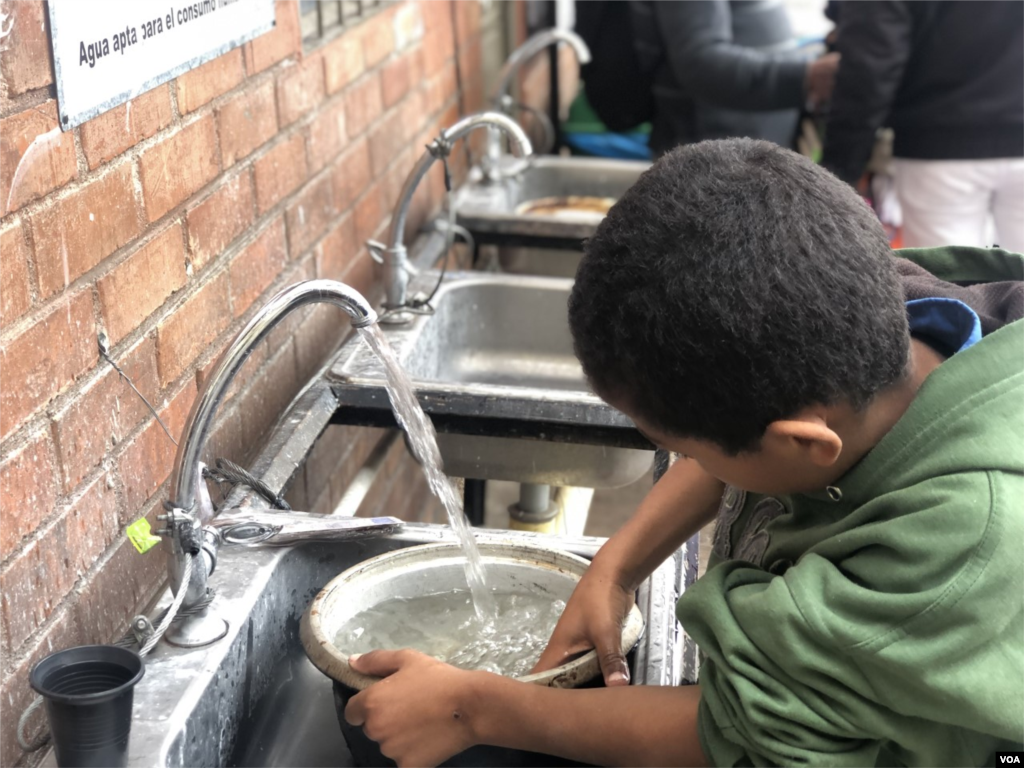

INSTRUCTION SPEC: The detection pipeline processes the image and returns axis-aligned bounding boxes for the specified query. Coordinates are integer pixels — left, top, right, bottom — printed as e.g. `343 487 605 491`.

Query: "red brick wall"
0 2 482 764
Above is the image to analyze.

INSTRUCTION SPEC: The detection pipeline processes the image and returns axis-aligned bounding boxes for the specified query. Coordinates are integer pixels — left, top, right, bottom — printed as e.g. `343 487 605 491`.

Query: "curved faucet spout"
491 29 592 105
170 280 376 517
381 111 532 312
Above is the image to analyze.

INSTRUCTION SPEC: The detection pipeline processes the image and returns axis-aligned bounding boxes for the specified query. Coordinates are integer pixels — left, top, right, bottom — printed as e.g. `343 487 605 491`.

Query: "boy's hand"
345 650 481 767
530 560 635 686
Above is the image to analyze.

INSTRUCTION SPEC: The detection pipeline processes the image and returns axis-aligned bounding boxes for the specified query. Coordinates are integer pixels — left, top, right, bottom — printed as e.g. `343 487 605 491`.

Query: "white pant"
892 158 1024 252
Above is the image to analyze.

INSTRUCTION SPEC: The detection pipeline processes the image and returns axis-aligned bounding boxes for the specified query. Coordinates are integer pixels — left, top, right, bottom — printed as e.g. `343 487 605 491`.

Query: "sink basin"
329 271 653 488
53 525 685 767
453 156 649 248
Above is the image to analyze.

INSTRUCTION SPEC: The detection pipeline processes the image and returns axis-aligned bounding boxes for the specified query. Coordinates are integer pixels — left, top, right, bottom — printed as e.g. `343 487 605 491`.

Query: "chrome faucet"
161 280 399 648
482 29 591 177
371 111 532 319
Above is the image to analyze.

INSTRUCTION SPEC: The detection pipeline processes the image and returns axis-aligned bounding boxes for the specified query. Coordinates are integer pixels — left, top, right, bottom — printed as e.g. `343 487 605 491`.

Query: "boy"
344 139 1023 766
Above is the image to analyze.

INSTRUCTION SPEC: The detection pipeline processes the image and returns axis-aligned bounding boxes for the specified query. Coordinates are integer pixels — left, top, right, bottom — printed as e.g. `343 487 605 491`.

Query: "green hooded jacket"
678 247 1024 766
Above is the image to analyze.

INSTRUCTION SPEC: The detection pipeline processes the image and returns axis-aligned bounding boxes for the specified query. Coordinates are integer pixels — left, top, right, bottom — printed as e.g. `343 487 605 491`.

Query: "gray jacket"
632 0 808 155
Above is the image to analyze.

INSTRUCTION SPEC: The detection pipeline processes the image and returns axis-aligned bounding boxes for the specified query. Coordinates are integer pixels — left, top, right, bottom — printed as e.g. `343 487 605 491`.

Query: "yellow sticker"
126 518 162 554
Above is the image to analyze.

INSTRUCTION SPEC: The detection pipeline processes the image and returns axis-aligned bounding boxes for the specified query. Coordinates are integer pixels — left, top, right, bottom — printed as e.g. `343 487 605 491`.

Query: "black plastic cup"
29 645 145 768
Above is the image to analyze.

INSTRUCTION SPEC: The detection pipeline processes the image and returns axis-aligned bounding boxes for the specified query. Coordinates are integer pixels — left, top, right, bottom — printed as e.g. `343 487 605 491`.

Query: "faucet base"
164 612 229 649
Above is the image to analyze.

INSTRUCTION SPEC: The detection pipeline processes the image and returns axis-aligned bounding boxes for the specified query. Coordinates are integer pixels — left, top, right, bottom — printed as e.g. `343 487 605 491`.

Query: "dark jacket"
631 0 808 156
823 1 1024 185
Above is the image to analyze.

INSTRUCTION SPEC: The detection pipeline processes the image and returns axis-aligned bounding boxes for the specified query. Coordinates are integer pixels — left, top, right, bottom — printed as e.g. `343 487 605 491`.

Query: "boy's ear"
763 412 843 467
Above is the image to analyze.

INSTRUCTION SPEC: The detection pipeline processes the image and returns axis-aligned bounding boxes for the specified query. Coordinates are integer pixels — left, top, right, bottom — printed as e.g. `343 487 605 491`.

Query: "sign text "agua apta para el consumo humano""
48 0 275 129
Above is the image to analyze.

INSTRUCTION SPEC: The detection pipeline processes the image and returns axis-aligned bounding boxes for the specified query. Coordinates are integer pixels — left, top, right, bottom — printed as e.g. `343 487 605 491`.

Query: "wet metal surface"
328 270 654 487
453 157 649 247
37 526 684 768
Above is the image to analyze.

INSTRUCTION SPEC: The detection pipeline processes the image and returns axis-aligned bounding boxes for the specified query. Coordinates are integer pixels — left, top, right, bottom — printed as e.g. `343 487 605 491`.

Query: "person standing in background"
628 0 839 156
822 1 1024 251
577 0 839 156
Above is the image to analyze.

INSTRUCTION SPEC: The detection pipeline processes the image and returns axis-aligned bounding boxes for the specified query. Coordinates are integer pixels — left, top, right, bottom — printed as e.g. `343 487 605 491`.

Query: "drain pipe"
509 483 557 532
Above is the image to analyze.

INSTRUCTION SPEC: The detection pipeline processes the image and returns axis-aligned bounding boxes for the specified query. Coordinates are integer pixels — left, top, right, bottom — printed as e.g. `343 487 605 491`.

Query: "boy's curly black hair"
569 139 909 454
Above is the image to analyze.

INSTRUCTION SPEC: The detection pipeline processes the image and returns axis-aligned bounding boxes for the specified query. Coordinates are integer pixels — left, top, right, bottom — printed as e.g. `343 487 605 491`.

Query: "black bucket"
332 677 607 768
29 645 145 768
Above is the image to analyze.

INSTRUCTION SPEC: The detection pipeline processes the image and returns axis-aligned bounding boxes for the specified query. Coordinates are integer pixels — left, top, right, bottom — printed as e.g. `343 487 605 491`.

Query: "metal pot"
301 541 645 767
302 541 644 688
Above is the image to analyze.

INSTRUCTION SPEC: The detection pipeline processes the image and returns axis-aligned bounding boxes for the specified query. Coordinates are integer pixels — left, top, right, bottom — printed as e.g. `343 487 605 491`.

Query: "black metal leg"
463 478 487 526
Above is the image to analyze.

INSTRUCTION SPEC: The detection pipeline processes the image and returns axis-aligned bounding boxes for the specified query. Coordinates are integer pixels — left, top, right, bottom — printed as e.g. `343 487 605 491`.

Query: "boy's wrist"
462 670 509 746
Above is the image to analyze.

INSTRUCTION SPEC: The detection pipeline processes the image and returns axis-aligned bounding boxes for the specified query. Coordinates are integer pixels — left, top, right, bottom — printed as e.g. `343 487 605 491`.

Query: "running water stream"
357 325 498 623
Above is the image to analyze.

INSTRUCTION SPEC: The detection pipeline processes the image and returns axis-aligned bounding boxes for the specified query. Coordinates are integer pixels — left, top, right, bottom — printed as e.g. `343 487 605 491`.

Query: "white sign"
49 0 276 130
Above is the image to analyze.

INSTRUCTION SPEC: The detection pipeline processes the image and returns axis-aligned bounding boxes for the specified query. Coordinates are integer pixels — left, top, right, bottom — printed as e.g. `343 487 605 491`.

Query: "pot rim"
301 541 644 690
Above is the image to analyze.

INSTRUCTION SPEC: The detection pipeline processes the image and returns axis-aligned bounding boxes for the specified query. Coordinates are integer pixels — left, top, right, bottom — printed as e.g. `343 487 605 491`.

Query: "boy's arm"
346 649 707 768
533 459 723 683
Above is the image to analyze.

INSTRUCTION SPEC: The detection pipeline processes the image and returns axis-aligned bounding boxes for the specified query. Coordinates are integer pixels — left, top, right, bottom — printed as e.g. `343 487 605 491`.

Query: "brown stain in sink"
515 196 616 220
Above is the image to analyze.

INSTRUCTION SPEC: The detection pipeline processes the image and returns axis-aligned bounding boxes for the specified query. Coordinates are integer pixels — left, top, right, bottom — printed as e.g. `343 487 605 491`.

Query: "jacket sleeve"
822 1 913 184
652 0 808 112
679 471 1023 766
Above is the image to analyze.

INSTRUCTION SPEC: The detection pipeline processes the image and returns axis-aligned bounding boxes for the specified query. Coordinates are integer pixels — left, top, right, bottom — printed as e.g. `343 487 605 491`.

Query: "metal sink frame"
38 345 692 767
328 270 654 488
452 156 649 249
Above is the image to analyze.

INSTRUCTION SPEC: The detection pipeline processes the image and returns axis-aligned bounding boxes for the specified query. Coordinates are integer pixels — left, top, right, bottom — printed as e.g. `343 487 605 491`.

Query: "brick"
0 218 31 324
341 247 378 301
139 114 220 222
398 88 426 143
0 101 77 216
156 273 231 386
229 218 287 317
345 73 383 139
0 429 58 561
0 607 85 768
421 8 455 77
53 336 158 493
217 79 279 167
308 100 347 173
98 224 187 343
324 426 387 509
244 0 301 74
0 0 53 98
428 61 458 115
454 0 481 46
118 380 196 510
0 292 95 441
175 48 245 114
381 55 411 108
235 338 299 450
253 132 308 213
361 10 396 67
69 533 164 656
276 55 325 127
332 139 371 213
0 471 124 647
185 172 256 271
79 85 174 170
354 182 386 245
369 114 407 177
30 163 140 298
285 176 335 257
315 214 358 281
323 31 365 95
458 38 482 91
421 0 452 32
294 299 353 381
392 3 425 51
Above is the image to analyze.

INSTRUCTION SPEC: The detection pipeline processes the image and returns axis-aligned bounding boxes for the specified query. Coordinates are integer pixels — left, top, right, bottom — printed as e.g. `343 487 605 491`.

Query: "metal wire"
204 458 291 511
100 344 177 447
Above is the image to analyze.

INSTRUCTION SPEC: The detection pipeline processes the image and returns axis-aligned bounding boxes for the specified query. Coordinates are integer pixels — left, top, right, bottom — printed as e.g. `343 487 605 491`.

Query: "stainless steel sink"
55 526 685 767
453 156 649 247
329 271 653 488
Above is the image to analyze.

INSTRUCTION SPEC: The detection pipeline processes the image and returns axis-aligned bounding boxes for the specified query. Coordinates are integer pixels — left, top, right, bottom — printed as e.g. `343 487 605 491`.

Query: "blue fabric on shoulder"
905 297 982 355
